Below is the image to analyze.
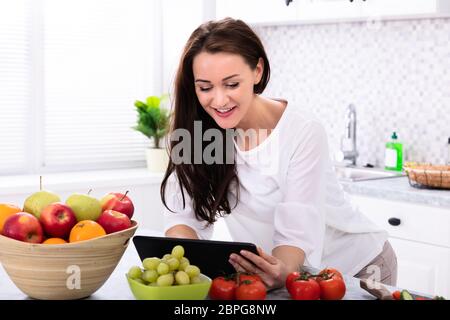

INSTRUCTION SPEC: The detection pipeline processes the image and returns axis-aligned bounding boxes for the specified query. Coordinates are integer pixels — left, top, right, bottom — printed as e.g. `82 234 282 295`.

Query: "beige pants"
354 241 398 286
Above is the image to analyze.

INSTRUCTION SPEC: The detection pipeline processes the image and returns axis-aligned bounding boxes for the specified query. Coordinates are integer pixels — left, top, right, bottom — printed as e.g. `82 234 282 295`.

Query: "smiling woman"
162 17 271 228
193 52 264 129
160 17 396 291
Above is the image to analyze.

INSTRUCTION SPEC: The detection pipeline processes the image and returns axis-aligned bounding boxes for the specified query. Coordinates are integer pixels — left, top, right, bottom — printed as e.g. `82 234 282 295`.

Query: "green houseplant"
133 95 171 172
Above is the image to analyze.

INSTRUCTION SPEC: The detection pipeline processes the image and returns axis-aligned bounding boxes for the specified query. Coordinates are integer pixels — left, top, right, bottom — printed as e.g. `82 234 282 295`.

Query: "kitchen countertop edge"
340 177 450 208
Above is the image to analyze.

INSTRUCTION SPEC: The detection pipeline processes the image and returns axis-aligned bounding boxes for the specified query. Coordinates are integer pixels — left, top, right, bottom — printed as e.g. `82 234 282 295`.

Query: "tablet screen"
132 235 259 279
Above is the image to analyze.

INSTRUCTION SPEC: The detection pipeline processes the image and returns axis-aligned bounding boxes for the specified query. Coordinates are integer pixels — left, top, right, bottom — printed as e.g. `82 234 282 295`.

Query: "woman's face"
192 51 263 129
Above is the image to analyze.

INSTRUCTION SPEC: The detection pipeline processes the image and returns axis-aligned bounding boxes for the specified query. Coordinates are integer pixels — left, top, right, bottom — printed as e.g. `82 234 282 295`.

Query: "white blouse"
163 101 388 276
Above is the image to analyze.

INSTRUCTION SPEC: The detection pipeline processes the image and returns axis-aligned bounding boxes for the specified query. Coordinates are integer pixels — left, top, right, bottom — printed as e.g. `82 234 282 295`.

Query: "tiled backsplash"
254 18 450 166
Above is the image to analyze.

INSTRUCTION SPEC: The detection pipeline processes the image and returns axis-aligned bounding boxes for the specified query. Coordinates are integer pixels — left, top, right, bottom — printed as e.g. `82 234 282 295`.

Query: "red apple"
2 212 44 243
40 202 77 239
97 209 131 234
100 191 134 219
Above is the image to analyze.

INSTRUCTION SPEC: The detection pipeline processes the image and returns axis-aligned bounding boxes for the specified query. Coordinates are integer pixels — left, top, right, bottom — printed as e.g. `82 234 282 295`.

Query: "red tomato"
289 277 321 300
235 280 267 300
316 270 346 300
318 268 344 280
392 290 401 300
209 276 237 300
238 273 263 284
285 271 301 294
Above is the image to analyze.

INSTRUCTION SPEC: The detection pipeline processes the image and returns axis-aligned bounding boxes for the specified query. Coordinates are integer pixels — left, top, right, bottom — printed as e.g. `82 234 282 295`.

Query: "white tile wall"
254 18 450 166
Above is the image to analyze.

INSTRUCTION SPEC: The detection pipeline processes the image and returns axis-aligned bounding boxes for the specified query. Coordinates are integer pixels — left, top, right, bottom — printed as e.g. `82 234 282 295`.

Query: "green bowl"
126 274 212 300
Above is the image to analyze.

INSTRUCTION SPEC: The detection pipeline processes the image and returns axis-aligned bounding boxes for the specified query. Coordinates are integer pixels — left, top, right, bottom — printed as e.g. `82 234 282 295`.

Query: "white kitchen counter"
340 177 450 208
0 228 421 301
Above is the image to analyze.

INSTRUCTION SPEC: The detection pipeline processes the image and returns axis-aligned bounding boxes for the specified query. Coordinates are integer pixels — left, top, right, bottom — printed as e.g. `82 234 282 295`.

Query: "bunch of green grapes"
127 245 203 286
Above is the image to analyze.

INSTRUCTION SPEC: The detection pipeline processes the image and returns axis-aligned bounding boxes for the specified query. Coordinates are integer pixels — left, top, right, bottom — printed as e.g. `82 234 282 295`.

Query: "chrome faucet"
336 104 358 166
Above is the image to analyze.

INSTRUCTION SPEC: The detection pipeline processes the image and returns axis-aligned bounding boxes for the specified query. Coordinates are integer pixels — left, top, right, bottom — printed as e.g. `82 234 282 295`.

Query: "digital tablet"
132 235 259 279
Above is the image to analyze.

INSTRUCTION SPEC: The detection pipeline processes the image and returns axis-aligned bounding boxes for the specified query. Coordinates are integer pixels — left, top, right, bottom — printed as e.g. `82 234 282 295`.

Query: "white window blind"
0 0 31 175
43 0 155 171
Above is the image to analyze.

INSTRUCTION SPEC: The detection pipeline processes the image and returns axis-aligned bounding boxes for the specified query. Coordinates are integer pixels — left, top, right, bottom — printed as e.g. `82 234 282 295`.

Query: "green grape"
142 269 159 283
162 253 172 261
167 257 180 271
190 276 203 284
142 257 161 270
175 271 190 285
147 282 158 287
185 265 200 278
127 266 143 279
179 262 189 271
157 262 170 275
180 257 189 265
171 245 185 259
157 273 174 286
179 257 190 271
134 278 146 284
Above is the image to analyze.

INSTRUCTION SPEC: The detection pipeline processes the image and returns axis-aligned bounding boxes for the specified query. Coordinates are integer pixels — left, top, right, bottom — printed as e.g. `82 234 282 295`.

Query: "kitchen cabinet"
296 0 450 23
351 194 450 297
296 0 364 22
215 0 298 25
389 237 450 298
215 0 450 26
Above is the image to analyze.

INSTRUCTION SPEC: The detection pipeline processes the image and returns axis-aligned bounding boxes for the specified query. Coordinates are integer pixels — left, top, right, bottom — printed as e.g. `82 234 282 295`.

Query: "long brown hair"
160 17 271 226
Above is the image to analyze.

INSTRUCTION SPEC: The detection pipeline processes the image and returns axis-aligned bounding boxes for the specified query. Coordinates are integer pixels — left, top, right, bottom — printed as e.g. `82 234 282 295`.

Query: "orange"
43 238 68 244
0 203 22 234
69 220 106 243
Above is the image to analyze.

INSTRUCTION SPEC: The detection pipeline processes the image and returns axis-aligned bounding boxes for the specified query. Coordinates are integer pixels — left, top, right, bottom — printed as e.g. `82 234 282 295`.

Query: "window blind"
0 0 31 175
43 0 155 171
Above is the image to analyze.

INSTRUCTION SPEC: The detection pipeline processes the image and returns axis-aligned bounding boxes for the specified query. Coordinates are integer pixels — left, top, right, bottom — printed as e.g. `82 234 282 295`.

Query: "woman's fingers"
228 258 245 273
229 251 282 290
256 247 278 264
239 249 277 274
229 253 260 273
230 248 279 275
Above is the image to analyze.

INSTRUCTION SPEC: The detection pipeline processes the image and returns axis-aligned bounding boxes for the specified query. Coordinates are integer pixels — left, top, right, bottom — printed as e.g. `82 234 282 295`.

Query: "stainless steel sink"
334 165 405 182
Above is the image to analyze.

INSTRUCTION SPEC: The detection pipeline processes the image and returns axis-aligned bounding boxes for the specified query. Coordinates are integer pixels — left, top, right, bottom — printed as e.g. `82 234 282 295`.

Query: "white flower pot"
145 148 169 172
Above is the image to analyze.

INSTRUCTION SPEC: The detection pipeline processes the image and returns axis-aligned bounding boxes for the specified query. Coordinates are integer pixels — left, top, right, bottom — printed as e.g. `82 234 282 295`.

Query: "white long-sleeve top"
163 101 388 276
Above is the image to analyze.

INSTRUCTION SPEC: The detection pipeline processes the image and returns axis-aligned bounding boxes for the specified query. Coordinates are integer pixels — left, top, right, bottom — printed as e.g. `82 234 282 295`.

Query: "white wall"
254 18 450 166
162 0 212 95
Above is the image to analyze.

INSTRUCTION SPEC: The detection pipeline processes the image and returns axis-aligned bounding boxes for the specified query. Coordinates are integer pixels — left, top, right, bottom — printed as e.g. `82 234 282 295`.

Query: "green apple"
66 193 102 221
23 190 61 219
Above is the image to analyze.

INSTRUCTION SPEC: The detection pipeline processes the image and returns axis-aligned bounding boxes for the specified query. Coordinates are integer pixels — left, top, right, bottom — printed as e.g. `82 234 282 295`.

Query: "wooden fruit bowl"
0 221 138 300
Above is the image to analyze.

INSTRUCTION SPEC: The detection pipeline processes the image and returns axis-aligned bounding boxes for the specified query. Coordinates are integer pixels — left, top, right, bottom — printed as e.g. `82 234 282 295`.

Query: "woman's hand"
228 247 291 290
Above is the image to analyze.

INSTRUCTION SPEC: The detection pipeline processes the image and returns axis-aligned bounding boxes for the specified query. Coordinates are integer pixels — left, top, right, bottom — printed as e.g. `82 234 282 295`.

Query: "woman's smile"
213 105 237 118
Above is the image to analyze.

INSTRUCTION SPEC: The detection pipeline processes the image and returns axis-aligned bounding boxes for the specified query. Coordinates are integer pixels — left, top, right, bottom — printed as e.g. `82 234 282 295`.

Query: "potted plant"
132 95 171 172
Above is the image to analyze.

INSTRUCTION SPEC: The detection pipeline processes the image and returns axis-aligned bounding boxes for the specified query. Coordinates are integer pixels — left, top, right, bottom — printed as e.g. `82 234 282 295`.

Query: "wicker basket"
404 162 450 190
0 221 138 300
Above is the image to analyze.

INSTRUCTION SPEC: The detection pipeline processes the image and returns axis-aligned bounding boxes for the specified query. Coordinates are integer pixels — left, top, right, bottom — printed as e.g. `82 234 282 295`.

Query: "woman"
160 17 397 290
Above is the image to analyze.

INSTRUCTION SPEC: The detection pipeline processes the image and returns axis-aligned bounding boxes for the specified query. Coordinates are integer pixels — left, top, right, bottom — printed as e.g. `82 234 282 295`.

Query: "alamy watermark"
365 265 383 290
66 265 81 290
169 121 280 175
